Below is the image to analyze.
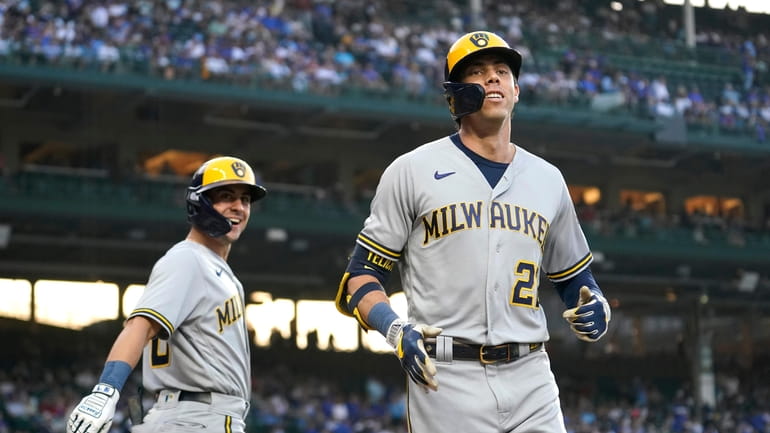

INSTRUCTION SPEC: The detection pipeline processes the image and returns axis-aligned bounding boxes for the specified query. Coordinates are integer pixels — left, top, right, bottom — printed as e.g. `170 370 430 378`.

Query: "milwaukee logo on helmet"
231 161 246 177
469 32 490 47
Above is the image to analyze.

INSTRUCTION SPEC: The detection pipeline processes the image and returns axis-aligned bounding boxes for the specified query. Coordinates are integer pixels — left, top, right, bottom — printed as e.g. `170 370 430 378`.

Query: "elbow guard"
335 242 397 328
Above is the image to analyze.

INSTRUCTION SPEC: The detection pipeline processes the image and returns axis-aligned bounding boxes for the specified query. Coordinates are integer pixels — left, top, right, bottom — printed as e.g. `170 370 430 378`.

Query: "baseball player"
66 156 266 433
335 31 611 432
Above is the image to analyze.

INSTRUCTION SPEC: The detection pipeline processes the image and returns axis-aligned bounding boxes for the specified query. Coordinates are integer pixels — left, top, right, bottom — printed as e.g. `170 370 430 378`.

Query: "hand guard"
386 320 443 391
67 383 120 433
562 286 611 342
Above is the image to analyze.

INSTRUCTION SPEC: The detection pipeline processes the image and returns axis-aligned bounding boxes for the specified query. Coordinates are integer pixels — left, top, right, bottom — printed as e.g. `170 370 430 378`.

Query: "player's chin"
225 225 246 241
482 102 512 116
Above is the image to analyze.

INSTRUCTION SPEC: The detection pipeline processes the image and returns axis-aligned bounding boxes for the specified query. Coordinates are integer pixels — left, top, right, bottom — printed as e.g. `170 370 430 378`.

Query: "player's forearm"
348 275 391 318
105 316 159 368
347 275 401 337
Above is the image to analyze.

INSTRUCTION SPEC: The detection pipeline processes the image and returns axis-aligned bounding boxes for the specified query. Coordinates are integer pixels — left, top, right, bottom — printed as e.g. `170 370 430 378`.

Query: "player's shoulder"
156 240 209 268
388 136 455 168
514 144 565 178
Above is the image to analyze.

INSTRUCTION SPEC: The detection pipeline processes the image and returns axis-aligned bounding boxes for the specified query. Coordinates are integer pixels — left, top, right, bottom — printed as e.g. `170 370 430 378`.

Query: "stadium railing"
1 170 768 263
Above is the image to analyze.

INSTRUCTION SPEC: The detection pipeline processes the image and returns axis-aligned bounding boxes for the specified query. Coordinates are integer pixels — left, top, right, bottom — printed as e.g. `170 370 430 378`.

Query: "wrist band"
367 302 400 337
98 360 132 391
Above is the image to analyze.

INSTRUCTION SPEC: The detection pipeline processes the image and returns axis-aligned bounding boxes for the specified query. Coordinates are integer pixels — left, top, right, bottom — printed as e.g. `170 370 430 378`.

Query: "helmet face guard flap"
186 156 267 237
443 31 522 121
443 82 485 121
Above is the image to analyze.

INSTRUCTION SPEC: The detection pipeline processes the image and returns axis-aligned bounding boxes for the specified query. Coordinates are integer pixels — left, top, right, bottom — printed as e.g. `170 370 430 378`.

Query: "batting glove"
386 320 443 391
67 383 120 433
562 286 611 342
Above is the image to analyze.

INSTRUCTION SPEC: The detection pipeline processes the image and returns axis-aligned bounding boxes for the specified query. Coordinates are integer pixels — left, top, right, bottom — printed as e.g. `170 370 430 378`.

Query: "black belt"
425 340 543 364
156 391 212 404
179 391 211 404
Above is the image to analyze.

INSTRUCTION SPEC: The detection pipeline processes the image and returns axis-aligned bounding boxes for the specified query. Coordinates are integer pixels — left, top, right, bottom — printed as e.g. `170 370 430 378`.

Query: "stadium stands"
1 1 770 432
1 0 768 141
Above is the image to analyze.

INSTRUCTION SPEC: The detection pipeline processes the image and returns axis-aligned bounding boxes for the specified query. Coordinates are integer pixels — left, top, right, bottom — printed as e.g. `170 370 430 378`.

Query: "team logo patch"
231 161 246 178
469 32 490 47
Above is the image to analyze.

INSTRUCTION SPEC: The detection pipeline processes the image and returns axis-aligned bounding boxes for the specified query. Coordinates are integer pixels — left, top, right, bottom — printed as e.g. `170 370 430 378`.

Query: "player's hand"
388 321 443 391
67 383 120 433
562 286 611 343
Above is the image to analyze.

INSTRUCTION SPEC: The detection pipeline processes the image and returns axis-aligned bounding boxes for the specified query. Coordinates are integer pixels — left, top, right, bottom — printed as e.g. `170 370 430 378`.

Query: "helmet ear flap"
443 82 485 121
187 189 232 238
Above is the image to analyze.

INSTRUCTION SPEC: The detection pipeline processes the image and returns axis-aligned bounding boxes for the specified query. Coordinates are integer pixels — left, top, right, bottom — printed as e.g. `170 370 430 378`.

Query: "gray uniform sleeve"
358 154 416 259
129 249 201 338
542 176 593 282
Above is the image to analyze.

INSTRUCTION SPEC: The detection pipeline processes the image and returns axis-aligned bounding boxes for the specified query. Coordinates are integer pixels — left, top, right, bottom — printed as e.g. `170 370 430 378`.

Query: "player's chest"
412 172 559 245
414 177 560 225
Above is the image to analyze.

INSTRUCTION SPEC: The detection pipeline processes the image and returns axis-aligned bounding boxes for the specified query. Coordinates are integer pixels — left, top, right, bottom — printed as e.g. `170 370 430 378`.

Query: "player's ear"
513 80 520 102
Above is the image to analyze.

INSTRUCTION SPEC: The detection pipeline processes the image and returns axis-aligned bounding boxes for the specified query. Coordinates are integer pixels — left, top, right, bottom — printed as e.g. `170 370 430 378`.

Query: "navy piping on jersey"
450 133 509 188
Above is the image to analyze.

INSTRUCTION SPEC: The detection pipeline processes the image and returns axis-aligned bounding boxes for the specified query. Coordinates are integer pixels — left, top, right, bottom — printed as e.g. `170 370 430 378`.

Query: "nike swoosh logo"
363 265 375 271
216 268 224 276
434 170 456 180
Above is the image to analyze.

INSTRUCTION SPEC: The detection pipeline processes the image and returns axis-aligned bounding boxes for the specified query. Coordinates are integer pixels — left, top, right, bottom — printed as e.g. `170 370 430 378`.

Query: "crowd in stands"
1 355 769 433
574 200 770 249
0 0 769 141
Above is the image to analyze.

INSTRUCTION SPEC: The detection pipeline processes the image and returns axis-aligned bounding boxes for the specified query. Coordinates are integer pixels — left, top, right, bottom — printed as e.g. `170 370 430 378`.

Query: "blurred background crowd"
0 0 768 140
1 1 769 432
0 338 768 433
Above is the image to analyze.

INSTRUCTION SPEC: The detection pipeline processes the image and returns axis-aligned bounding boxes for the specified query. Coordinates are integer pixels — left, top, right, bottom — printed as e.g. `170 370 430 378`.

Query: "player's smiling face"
208 184 252 242
460 53 519 120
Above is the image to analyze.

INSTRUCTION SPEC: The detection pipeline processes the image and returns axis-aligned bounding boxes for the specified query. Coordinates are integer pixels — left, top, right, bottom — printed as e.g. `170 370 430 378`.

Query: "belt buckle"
479 344 505 364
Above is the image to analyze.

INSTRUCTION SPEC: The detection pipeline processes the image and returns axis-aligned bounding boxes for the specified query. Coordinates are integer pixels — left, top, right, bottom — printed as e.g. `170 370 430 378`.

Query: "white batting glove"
562 286 611 342
386 319 443 392
67 383 120 433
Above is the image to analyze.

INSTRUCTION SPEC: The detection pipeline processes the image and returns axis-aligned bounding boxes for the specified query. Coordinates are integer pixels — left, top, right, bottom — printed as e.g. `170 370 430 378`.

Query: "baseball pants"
407 346 567 433
131 390 249 433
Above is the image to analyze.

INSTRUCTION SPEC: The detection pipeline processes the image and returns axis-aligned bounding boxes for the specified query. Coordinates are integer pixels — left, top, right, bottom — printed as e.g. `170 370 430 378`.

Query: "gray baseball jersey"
129 240 250 400
358 135 592 344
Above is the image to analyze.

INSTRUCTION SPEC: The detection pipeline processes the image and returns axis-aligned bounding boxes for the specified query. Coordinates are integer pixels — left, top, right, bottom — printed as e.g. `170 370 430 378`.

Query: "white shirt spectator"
655 99 676 117
674 95 692 114
759 102 770 123
186 39 205 59
98 43 120 63
205 56 229 75
108 3 128 17
89 5 109 28
649 77 670 103
374 36 399 59
314 62 343 86
230 46 246 62
414 46 436 65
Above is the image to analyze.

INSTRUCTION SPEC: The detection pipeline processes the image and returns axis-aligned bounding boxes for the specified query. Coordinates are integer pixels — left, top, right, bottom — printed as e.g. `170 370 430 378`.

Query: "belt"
425 339 543 364
179 391 211 404
156 390 212 404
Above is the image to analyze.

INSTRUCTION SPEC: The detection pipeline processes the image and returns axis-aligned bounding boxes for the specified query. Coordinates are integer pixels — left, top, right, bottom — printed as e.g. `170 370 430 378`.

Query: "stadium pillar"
737 316 754 370
745 192 767 228
116 141 138 180
338 159 355 205
692 292 716 421
631 315 645 356
683 0 696 49
469 0 483 29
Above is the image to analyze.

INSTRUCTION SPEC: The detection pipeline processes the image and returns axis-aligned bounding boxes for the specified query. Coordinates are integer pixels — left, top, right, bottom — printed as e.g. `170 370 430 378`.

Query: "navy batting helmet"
186 156 267 237
443 31 522 121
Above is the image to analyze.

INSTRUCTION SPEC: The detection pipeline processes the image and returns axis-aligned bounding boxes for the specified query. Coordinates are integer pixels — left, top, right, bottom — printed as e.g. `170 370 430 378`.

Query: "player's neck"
187 228 231 260
458 124 515 163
